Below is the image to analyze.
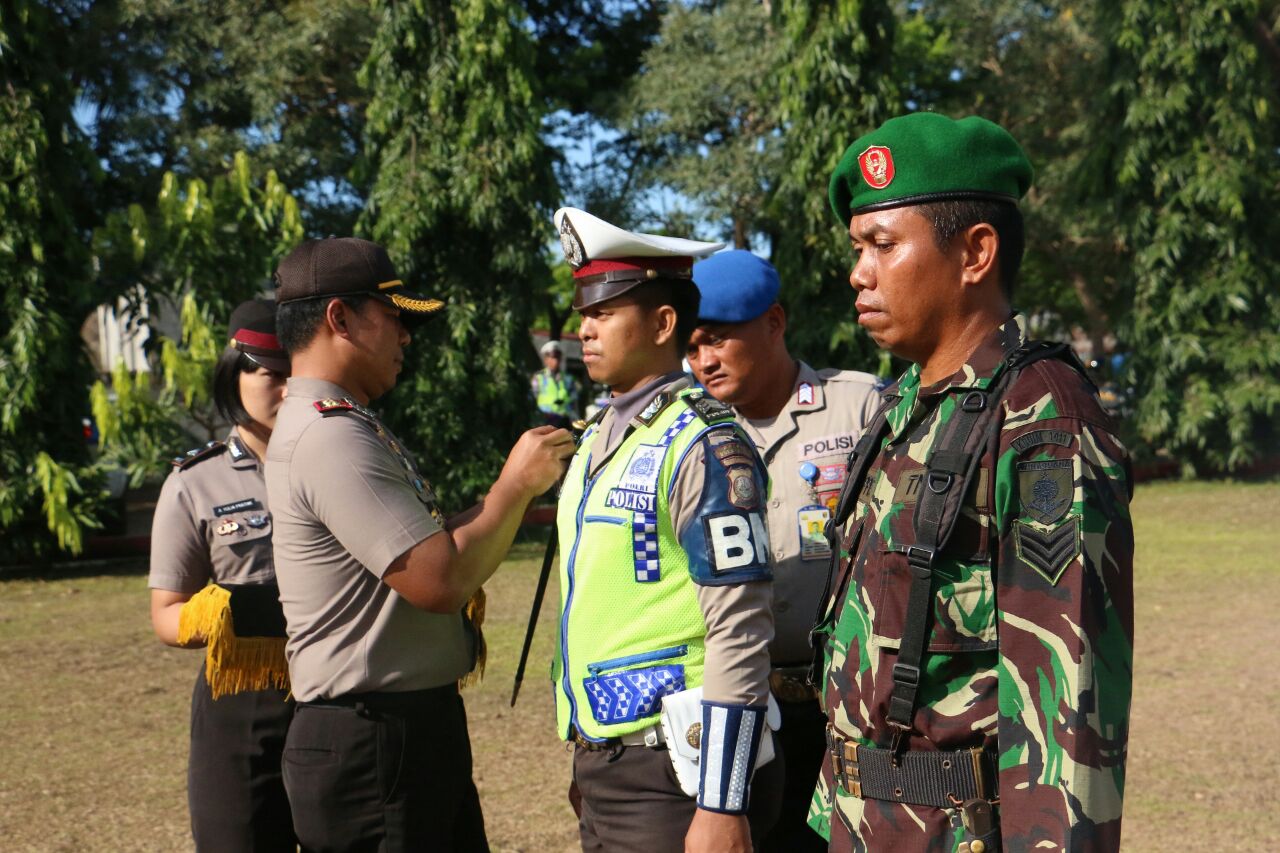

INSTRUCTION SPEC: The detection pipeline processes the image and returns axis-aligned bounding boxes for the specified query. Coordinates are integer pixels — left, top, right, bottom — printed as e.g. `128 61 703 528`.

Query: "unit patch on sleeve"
1010 428 1075 455
709 436 754 469
1016 459 1072 525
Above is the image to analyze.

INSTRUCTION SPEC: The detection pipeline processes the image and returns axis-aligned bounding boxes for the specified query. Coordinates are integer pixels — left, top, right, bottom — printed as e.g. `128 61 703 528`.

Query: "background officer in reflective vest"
811 113 1134 852
532 339 579 428
686 250 882 852
550 208 783 852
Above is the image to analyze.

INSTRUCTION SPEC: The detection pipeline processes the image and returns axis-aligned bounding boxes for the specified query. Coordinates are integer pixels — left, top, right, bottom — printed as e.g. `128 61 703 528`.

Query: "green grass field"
1 479 1276 852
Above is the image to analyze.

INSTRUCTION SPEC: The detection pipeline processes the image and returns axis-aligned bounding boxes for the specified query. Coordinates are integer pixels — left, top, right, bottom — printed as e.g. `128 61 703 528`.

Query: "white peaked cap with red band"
554 207 725 311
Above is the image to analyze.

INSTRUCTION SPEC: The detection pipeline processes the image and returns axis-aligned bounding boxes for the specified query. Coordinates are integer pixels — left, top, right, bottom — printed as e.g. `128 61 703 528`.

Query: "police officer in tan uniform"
148 298 296 851
686 251 881 852
265 237 573 852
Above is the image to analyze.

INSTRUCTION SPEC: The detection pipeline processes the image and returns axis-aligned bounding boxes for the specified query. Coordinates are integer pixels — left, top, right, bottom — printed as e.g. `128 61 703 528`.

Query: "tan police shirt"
149 432 276 593
265 377 474 702
735 362 881 665
592 372 774 707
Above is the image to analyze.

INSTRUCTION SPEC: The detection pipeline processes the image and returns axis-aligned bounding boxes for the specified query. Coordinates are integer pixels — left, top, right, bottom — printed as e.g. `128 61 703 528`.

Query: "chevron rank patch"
1015 516 1081 586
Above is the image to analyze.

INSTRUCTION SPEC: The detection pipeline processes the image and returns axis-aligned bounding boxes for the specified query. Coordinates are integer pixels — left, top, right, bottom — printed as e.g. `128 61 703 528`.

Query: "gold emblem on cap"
377 279 404 290
685 722 702 748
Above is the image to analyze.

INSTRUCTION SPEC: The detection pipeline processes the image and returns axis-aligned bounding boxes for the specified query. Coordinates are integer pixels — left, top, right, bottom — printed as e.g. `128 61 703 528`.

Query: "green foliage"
90 295 224 487
623 0 783 247
360 0 559 508
0 0 108 562
95 151 304 321
79 0 375 235
769 0 900 373
33 453 102 555
1086 0 1280 473
159 294 224 411
910 1 1126 356
90 157 305 486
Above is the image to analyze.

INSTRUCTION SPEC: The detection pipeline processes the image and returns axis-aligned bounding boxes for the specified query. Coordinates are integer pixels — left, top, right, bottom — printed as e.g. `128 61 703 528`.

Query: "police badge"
726 467 759 509
558 215 587 269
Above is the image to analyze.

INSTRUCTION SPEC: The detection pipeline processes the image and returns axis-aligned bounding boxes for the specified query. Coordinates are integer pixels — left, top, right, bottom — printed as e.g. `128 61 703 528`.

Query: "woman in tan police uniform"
148 299 296 852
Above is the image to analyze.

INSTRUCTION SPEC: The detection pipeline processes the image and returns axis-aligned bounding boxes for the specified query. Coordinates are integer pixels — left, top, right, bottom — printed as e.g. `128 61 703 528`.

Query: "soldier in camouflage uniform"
809 113 1134 852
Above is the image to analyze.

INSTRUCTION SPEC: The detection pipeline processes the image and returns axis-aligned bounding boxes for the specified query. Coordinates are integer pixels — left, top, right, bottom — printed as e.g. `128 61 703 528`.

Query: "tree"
527 0 666 224
95 151 304 322
621 0 783 249
0 0 108 560
90 153 305 485
769 0 900 375
907 0 1126 362
77 0 374 236
360 0 559 507
1084 0 1280 472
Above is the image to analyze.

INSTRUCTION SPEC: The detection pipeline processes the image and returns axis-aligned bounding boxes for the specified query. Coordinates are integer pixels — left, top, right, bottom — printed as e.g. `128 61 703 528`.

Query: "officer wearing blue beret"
687 250 882 852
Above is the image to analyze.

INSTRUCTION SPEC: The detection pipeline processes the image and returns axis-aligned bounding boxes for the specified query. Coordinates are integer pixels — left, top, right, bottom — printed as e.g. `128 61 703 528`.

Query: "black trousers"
573 735 784 852
758 698 829 852
283 686 488 853
188 668 297 853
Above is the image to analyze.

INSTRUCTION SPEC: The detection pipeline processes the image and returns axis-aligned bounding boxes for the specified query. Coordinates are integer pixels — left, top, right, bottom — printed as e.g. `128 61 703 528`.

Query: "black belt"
826 724 997 809
302 684 458 714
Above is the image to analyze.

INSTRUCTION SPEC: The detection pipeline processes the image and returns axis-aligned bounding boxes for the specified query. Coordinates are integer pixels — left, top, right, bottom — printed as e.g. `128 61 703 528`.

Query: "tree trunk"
1070 271 1110 368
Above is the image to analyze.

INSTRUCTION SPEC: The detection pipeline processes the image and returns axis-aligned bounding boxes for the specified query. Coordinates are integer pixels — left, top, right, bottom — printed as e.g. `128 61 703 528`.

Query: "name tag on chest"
213 498 260 517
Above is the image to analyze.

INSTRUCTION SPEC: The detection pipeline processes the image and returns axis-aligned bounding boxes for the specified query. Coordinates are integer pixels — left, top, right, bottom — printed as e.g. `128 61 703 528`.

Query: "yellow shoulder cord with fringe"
177 585 290 699
459 587 487 689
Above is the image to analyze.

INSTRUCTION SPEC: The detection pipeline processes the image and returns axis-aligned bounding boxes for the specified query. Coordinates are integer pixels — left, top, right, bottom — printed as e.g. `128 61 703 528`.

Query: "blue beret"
692 250 780 324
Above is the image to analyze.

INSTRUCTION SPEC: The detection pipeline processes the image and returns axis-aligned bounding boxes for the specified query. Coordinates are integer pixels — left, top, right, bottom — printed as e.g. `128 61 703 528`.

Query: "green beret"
828 113 1033 225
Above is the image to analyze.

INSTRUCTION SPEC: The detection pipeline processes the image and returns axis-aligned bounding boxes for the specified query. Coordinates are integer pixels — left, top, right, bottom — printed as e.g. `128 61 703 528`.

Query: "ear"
959 223 1000 289
651 304 678 348
764 303 787 342
324 298 353 340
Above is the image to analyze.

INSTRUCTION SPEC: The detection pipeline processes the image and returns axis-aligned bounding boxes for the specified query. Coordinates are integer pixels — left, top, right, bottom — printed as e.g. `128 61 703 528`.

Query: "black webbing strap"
807 401 895 686
885 341 1079 748
827 724 997 807
886 389 991 740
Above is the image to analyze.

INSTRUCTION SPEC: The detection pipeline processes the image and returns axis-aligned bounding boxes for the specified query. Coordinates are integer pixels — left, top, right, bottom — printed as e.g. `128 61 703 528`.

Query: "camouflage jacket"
809 314 1134 852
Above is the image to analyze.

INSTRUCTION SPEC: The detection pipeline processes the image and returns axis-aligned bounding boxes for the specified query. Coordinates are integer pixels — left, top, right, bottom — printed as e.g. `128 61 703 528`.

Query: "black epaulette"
171 440 226 470
683 390 735 424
